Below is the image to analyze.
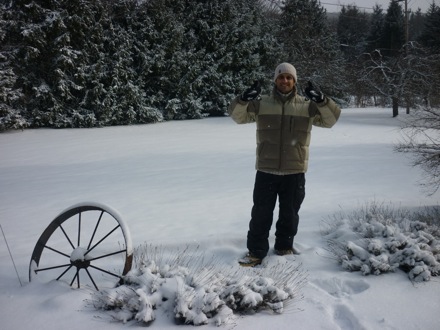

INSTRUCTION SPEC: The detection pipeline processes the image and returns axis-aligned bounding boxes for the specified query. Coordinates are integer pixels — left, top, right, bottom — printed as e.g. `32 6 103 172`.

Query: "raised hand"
304 81 325 103
241 81 261 102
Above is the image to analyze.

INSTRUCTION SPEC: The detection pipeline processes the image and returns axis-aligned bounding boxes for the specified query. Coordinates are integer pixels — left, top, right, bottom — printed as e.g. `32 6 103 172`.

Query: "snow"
1 107 439 329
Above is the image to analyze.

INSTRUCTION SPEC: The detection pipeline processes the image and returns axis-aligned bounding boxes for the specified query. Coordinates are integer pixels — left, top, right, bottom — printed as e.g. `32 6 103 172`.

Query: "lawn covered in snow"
1 107 439 329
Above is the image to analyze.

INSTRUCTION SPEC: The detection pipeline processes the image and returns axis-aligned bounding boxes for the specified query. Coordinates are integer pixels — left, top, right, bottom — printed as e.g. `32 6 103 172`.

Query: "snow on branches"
322 202 440 282
92 244 307 326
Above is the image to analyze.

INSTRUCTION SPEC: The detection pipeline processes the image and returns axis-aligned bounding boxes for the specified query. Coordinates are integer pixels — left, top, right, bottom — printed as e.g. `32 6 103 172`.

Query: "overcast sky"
321 0 434 13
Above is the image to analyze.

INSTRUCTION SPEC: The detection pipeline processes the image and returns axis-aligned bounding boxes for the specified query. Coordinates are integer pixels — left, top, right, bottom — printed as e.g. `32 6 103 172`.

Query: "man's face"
275 73 295 94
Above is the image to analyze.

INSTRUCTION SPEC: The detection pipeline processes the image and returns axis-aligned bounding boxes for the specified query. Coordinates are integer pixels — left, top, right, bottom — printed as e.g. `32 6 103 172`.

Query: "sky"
1 107 439 329
321 0 434 13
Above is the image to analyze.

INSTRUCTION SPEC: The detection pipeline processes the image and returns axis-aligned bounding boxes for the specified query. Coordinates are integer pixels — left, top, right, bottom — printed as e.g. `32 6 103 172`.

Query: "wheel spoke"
88 249 127 262
84 224 120 257
78 212 82 247
87 211 104 250
89 264 122 279
36 263 71 273
56 265 73 280
59 224 75 249
70 269 80 288
44 245 71 258
85 268 99 291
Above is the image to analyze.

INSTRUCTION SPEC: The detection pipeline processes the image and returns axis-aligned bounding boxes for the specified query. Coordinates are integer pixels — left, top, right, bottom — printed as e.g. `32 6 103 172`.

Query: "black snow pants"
247 171 306 259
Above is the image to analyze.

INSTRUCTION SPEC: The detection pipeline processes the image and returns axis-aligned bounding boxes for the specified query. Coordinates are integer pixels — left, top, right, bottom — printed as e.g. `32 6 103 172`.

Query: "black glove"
241 81 261 102
304 81 325 103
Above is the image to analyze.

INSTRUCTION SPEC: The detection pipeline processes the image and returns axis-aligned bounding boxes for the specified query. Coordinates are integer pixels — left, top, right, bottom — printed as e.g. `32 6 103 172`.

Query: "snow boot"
238 252 263 267
274 247 301 256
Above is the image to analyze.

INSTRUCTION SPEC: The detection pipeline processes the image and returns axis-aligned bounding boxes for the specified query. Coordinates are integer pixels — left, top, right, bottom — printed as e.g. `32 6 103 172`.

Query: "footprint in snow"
311 277 370 298
333 304 366 330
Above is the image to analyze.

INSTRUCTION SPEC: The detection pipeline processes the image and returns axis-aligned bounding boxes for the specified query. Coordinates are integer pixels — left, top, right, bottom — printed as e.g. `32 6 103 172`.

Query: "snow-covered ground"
1 107 439 329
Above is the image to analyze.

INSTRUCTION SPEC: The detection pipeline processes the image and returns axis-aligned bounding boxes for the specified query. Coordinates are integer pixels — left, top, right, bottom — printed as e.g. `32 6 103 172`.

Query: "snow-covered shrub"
92 244 307 326
323 202 440 282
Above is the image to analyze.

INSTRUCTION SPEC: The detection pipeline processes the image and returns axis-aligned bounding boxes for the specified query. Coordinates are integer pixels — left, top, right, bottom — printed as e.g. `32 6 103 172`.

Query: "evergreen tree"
49 0 108 127
336 5 369 61
141 0 280 119
0 1 27 130
1 0 164 129
276 0 347 99
418 3 440 53
416 3 440 107
2 0 61 127
89 0 162 125
183 0 280 117
380 0 405 57
409 8 425 41
365 4 385 53
0 0 287 129
336 5 375 106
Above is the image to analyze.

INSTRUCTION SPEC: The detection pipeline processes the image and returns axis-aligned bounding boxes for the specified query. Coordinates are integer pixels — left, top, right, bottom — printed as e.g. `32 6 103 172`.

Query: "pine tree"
2 0 103 127
0 1 27 130
336 5 374 106
380 0 405 57
365 4 385 53
101 0 163 124
418 2 440 53
2 0 57 127
276 0 347 99
1 0 164 129
179 0 280 117
0 0 285 128
141 0 280 119
409 8 425 41
336 5 369 61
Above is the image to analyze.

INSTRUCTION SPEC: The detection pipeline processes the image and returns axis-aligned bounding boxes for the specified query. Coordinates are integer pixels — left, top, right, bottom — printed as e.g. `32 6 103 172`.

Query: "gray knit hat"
274 63 297 82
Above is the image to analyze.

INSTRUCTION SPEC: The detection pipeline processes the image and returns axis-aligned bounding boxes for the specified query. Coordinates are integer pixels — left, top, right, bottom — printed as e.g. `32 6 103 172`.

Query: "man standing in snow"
228 63 341 266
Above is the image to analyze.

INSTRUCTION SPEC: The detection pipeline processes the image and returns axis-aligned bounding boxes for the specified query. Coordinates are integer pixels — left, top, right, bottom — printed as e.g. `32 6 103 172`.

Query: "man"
228 63 341 266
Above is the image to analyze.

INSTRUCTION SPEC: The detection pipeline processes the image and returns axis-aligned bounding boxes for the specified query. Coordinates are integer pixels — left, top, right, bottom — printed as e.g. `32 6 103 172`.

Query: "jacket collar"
273 85 296 103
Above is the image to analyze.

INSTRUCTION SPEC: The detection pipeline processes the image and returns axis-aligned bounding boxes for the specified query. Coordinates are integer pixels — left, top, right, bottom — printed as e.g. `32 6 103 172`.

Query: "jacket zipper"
278 103 286 171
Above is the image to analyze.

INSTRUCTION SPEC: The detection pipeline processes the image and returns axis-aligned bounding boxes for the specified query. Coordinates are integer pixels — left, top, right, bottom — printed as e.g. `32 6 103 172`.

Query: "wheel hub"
70 247 91 269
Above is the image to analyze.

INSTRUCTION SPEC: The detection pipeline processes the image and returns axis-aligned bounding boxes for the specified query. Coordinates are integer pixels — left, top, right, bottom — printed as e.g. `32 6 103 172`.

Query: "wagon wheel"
29 202 133 291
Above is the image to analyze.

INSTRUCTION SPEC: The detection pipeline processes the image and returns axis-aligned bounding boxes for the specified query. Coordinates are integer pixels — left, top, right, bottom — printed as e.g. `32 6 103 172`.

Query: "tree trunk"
405 95 410 114
392 96 399 117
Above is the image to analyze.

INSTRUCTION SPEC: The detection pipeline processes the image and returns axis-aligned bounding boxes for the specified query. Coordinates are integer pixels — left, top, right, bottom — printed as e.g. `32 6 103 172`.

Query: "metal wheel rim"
29 202 133 290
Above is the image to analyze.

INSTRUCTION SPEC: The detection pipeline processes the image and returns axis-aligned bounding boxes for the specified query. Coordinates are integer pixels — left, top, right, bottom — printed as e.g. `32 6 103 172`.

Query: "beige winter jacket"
228 88 341 174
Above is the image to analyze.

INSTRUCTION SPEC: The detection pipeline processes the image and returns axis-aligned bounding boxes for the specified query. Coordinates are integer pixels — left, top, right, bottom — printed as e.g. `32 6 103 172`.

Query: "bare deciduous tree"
396 106 440 195
359 42 437 117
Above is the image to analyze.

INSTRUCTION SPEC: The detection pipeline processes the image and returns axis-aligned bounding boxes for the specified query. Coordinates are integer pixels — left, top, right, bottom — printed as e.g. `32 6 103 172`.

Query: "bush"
322 202 440 282
91 244 307 326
